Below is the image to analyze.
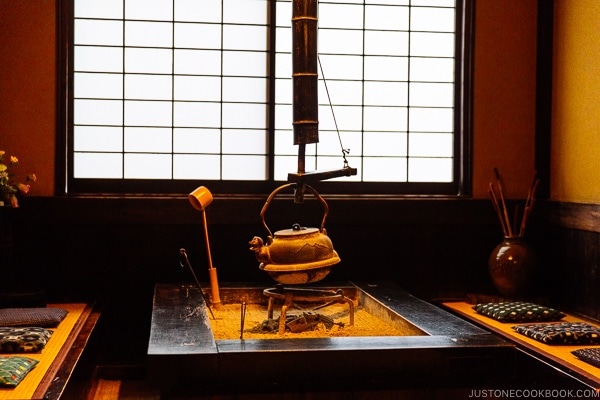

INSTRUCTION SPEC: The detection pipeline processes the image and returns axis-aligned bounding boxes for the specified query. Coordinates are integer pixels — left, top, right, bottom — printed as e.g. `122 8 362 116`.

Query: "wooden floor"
88 380 160 400
83 364 487 400
87 380 482 400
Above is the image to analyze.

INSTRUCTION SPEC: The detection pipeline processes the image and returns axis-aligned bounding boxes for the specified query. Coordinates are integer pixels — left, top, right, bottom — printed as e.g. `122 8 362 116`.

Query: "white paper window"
70 0 461 189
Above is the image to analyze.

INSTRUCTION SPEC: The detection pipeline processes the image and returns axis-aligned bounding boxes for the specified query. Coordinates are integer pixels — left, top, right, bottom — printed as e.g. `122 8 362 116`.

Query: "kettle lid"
274 223 319 237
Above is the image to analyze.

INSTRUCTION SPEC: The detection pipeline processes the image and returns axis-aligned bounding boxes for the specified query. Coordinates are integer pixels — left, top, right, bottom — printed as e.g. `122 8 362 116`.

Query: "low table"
443 301 600 390
0 303 100 400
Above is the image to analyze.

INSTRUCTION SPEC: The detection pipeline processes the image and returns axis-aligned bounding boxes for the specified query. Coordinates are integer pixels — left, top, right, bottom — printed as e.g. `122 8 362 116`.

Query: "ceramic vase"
488 236 537 298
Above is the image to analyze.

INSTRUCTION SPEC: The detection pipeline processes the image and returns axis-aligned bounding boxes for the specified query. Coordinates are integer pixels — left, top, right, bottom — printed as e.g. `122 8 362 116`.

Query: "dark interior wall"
543 202 600 322
9 196 506 298
4 196 599 366
4 196 503 364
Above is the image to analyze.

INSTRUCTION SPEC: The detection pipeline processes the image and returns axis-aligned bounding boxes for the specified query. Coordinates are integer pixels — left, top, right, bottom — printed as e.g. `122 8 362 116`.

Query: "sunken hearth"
148 281 514 394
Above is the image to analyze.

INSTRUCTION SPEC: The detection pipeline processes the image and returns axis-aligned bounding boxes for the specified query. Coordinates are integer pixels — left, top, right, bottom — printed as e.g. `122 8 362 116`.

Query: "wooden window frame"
56 0 474 197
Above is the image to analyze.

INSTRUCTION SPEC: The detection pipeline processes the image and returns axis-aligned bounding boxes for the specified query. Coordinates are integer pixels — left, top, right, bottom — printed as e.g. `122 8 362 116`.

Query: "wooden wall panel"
6 197 600 363
532 202 600 320
6 196 501 364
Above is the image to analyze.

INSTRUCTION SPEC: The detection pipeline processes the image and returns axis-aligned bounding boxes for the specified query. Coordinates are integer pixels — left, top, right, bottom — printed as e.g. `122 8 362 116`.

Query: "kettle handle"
260 183 329 238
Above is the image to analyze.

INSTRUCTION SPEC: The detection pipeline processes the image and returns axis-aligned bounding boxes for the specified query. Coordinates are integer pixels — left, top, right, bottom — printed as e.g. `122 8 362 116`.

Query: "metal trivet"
263 285 354 335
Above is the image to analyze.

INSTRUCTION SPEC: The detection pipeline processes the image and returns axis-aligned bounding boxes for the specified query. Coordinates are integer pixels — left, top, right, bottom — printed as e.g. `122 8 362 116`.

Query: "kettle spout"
249 236 272 266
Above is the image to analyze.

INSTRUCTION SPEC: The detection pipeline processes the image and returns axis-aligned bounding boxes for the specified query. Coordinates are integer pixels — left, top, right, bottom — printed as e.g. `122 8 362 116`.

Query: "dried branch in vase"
488 168 540 238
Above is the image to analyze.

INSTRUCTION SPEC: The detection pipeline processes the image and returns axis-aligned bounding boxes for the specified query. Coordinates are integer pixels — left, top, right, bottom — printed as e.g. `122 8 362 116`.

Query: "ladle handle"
260 183 329 238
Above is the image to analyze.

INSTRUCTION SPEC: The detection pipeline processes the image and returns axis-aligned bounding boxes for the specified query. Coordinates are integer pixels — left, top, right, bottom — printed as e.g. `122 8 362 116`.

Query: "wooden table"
0 303 100 400
443 301 600 390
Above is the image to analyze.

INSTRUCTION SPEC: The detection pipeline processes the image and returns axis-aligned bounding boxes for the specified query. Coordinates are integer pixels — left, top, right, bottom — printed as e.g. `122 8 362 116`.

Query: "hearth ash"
255 311 344 334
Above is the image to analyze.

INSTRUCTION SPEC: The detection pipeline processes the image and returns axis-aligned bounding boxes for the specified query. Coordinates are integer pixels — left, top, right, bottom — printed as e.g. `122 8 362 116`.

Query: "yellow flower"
0 150 36 206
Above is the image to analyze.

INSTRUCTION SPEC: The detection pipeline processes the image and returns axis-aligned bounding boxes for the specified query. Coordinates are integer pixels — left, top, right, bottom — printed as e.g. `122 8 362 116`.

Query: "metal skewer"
179 248 215 320
240 302 247 340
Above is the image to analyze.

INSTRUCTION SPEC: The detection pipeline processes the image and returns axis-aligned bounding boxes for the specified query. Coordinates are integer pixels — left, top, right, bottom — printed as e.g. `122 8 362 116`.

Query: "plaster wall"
551 0 600 204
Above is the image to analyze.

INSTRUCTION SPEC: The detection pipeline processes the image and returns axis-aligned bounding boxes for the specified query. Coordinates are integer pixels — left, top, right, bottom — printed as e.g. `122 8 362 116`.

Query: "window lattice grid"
71 0 457 184
273 0 456 182
73 0 271 181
